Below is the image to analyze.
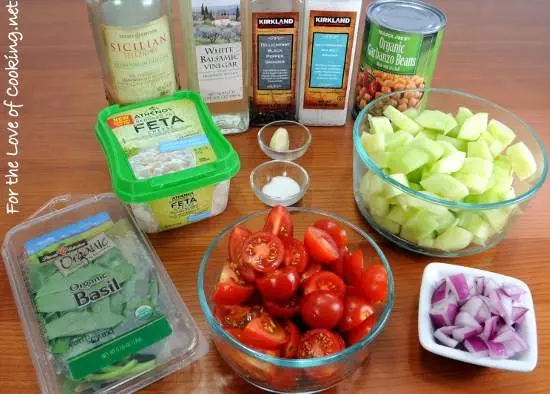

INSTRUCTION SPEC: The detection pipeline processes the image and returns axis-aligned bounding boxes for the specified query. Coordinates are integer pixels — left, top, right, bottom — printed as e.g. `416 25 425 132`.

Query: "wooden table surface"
2 0 550 393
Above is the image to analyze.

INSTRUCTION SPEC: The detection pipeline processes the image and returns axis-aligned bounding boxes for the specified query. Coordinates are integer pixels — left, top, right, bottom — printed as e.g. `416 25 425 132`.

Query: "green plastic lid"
96 91 240 204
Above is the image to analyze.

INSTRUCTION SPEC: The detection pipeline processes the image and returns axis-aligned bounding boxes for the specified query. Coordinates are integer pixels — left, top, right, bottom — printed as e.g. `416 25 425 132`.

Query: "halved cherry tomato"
338 295 375 332
360 264 388 303
329 246 348 279
313 219 348 248
263 296 300 319
304 226 339 263
249 346 282 357
334 331 346 350
235 262 257 284
301 261 322 283
242 232 284 273
347 315 377 346
302 271 346 299
256 267 299 302
264 205 294 239
212 279 255 305
241 314 288 349
345 286 363 298
296 329 344 358
225 327 243 340
228 225 251 263
214 305 261 329
282 320 301 358
300 291 344 330
283 238 309 273
344 249 364 288
219 263 239 283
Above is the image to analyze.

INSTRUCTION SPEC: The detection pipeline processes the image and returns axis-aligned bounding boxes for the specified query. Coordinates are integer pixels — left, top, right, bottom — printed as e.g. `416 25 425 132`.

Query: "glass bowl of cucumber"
353 88 548 257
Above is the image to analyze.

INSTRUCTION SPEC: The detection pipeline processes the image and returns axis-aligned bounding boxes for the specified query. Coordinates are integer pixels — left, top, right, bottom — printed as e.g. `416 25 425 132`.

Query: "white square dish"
418 262 537 372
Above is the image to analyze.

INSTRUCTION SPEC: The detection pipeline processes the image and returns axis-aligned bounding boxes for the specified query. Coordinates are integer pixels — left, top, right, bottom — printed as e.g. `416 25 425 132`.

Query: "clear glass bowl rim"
257 120 312 155
353 87 548 210
198 207 394 368
249 160 310 204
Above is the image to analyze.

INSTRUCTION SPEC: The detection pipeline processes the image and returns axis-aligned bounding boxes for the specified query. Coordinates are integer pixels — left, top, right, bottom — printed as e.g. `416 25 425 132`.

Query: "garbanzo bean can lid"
367 0 447 35
95 91 240 204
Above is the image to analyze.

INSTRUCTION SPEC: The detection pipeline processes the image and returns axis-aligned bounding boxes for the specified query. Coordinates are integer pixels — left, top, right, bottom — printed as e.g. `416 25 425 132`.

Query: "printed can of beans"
352 0 447 117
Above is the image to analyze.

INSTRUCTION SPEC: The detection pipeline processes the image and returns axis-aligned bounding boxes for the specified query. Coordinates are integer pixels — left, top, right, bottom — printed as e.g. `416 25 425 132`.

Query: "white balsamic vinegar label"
195 43 243 103
191 0 243 103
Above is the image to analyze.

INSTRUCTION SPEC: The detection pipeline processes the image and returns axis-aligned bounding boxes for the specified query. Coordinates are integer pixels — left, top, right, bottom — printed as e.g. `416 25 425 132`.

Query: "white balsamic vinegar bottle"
297 0 362 126
86 0 179 105
179 0 250 134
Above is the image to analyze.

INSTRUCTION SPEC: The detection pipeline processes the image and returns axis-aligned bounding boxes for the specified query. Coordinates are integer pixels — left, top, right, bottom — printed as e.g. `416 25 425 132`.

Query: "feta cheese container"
1 194 208 394
96 91 241 233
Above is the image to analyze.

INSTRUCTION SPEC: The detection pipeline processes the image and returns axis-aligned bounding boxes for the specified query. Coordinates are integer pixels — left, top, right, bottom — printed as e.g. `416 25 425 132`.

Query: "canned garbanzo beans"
353 0 446 117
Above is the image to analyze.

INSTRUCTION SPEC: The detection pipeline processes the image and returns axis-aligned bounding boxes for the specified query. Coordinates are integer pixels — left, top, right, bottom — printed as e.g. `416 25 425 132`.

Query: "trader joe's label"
103 16 178 104
303 11 357 110
193 0 243 103
252 12 299 111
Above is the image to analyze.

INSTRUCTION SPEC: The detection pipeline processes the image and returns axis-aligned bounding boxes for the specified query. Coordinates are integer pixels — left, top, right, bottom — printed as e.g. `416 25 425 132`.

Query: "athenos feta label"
106 99 217 180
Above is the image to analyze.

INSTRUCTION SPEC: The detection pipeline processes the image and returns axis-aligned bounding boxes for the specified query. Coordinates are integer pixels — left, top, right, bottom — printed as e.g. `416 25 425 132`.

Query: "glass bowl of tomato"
198 206 394 393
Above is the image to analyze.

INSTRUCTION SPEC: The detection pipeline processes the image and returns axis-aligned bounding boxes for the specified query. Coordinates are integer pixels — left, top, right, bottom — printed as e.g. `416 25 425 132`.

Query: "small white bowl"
250 160 309 207
257 120 312 161
418 262 537 372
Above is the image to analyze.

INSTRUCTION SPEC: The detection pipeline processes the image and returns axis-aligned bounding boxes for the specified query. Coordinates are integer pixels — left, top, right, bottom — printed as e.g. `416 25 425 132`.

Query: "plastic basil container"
96 91 241 233
1 194 208 394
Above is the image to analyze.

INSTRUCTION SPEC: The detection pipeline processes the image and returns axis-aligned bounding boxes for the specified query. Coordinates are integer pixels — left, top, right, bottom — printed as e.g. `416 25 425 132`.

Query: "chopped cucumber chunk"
390 147 431 174
457 112 488 141
433 225 474 252
388 205 410 225
369 116 394 135
482 208 509 233
488 119 516 147
361 132 385 154
383 105 421 134
431 151 466 174
403 209 439 240
415 110 458 134
420 174 470 200
437 135 467 151
467 140 493 160
455 106 474 126
457 211 492 242
506 142 537 180
403 108 419 119
369 194 390 216
385 173 409 198
460 157 494 178
386 131 414 152
411 135 445 161
372 214 401 234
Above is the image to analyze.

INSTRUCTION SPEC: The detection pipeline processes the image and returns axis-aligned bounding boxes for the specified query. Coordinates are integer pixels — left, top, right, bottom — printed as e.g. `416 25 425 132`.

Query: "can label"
303 10 357 110
354 22 444 115
252 12 299 112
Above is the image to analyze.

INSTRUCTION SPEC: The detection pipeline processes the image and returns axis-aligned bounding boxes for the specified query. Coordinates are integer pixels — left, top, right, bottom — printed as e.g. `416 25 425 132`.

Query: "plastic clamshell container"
96 91 241 233
1 194 208 394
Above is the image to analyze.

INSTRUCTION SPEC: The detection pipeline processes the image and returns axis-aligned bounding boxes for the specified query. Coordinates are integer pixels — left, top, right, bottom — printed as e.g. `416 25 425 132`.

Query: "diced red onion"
431 279 448 305
483 278 500 296
455 312 482 330
429 273 530 360
430 294 458 329
447 274 471 303
434 326 459 348
480 316 500 341
501 284 526 302
452 326 481 342
497 289 514 325
464 336 489 357
474 277 485 295
487 341 509 359
512 306 528 324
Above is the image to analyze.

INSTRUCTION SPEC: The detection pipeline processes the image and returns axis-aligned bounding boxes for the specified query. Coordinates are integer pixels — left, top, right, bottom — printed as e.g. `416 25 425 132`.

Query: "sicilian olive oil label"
252 12 299 112
25 216 172 380
192 0 243 103
303 11 357 110
106 99 217 180
103 16 178 105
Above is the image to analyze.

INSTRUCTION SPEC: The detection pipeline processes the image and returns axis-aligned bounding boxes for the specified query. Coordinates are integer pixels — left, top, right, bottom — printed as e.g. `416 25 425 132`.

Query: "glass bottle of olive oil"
86 0 179 105
179 0 250 134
